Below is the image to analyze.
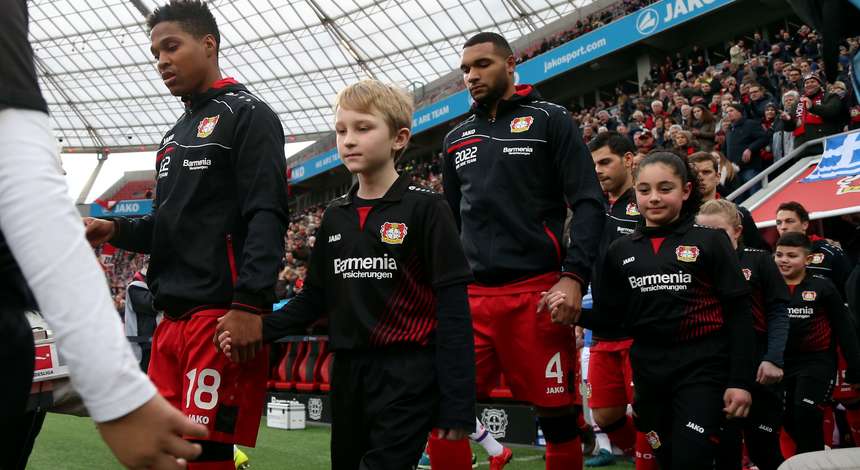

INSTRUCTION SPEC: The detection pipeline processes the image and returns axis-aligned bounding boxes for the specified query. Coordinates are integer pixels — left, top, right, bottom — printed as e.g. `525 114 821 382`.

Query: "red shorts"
148 309 268 446
470 272 579 408
833 349 860 402
587 339 634 409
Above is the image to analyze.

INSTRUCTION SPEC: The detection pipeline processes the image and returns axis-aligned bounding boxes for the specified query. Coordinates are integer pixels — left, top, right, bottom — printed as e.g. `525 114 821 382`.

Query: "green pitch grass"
29 413 635 469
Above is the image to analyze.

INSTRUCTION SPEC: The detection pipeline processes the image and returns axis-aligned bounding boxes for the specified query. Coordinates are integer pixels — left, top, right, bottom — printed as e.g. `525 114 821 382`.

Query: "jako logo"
636 8 659 35
686 421 704 434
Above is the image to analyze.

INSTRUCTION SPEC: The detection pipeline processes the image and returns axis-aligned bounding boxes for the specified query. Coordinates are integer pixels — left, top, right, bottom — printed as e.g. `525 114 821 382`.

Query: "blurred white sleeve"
0 109 156 422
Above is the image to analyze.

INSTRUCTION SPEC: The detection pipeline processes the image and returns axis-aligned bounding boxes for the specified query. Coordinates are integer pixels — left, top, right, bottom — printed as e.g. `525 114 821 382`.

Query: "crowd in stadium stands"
572 25 860 197
413 0 659 108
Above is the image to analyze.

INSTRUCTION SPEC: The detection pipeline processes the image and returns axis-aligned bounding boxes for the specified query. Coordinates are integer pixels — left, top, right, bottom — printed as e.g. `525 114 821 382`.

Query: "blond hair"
698 199 742 227
334 80 414 159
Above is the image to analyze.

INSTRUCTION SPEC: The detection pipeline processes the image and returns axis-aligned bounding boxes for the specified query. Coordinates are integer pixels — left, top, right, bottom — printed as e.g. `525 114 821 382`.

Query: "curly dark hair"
147 1 220 50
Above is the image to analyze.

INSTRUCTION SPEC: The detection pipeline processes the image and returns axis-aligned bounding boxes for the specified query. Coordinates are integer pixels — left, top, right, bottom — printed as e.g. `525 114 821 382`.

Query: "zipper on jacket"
226 234 238 285
543 223 562 263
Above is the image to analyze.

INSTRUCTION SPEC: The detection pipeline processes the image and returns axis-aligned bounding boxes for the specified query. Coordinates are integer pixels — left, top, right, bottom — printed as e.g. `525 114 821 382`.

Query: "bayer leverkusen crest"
625 202 640 216
510 116 534 133
675 245 700 263
380 222 408 244
197 115 220 138
742 268 752 281
802 291 817 301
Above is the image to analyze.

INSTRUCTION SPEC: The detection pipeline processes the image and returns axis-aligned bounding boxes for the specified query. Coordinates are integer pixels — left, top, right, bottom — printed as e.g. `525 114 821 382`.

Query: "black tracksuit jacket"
111 79 289 317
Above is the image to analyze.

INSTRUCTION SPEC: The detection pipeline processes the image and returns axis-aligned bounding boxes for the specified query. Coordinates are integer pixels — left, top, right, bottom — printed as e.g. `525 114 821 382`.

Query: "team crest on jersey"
811 253 825 264
675 245 700 263
625 202 640 216
646 431 661 449
196 115 220 138
380 222 408 244
510 116 534 133
802 291 817 301
742 268 752 280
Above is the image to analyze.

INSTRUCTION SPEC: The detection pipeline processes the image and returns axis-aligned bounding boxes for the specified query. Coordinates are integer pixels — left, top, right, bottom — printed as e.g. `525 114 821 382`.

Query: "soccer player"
587 131 656 468
697 199 790 470
775 201 853 298
440 32 606 470
2 0 206 468
774 232 860 453
581 152 755 469
688 151 769 251
218 80 476 469
85 2 289 468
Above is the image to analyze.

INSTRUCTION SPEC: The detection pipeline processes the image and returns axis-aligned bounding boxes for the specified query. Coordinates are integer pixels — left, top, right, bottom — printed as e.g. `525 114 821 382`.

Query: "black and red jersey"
590 187 639 340
783 274 860 373
441 85 605 286
586 217 749 343
263 174 473 350
738 246 789 366
807 235 853 299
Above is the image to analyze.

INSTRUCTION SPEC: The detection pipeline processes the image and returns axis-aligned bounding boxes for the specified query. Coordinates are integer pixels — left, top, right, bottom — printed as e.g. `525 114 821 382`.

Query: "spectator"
785 66 803 92
784 74 847 149
672 130 700 156
725 103 769 199
730 40 747 66
745 83 776 122
691 104 718 151
753 32 771 56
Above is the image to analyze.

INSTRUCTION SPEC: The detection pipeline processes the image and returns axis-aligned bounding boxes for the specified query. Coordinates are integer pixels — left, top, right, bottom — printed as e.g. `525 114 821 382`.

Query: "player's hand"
215 310 262 363
436 428 469 440
756 361 783 385
539 277 582 326
96 393 207 470
723 387 752 419
84 217 116 247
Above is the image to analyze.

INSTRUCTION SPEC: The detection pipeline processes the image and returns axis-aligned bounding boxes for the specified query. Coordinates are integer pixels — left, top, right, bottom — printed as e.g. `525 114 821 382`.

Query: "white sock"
594 426 612 453
471 417 504 456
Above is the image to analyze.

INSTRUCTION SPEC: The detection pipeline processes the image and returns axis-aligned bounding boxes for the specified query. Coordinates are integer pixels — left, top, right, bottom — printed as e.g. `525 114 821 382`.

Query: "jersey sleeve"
581 240 630 330
823 279 860 381
758 252 790 366
421 197 474 288
441 135 463 231
710 230 750 299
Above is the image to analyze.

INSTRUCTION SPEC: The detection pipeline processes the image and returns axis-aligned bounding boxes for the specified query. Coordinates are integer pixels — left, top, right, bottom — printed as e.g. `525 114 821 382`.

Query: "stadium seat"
489 374 513 400
295 340 328 392
267 343 287 389
274 341 306 391
318 352 333 392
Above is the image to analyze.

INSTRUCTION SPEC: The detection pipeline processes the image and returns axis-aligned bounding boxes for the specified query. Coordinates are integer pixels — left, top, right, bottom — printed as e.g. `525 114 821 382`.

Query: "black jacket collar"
472 84 539 119
183 77 247 111
331 173 412 207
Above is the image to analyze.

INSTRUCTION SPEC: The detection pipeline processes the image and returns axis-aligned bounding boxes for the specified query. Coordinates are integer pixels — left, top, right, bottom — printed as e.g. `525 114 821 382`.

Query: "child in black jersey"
580 152 755 470
216 80 476 469
774 232 860 454
697 199 790 470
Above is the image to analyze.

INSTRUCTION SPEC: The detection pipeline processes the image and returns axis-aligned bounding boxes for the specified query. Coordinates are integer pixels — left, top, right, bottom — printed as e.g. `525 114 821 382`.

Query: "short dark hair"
777 201 810 222
588 131 636 156
727 103 744 114
688 151 718 173
147 1 220 50
776 231 812 252
463 32 513 58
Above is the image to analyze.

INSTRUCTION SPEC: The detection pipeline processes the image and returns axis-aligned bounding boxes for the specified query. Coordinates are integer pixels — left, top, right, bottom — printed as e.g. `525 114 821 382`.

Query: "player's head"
588 131 636 197
460 32 515 106
634 151 702 227
775 201 810 236
774 231 812 280
696 199 743 249
688 151 720 200
334 80 413 174
147 0 220 96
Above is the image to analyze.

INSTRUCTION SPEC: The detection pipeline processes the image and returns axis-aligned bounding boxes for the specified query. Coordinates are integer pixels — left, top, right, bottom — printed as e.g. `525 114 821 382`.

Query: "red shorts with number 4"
587 338 634 409
833 348 860 402
147 308 268 446
470 272 579 408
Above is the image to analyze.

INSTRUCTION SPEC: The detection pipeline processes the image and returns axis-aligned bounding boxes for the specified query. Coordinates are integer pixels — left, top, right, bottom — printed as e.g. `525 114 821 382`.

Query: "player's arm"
712 232 756 392
424 198 475 432
759 253 790 367
441 138 463 231
548 108 605 286
830 248 853 300
229 104 289 314
824 281 860 382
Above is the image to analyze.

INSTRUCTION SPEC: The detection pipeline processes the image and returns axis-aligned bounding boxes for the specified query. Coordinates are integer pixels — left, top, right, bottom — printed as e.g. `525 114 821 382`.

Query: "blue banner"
290 0 735 182
90 199 153 217
803 131 860 182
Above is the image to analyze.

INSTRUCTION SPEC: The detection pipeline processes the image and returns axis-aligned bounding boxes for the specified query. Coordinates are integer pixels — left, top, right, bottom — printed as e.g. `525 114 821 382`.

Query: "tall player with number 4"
85 2 288 468
440 32 605 470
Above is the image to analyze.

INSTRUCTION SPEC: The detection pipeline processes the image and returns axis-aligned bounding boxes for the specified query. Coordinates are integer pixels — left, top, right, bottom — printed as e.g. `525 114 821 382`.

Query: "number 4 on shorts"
545 352 563 384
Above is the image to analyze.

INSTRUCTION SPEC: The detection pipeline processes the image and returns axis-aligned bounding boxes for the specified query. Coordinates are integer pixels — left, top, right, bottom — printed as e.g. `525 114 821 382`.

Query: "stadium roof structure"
30 0 594 153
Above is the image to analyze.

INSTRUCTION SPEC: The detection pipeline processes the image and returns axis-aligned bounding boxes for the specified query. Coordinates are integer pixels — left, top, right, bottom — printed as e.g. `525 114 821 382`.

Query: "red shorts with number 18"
147 308 268 446
470 272 579 408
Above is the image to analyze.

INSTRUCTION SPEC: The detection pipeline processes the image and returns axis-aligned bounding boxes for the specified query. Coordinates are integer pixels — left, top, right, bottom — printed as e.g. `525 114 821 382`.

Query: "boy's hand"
539 277 582 325
723 388 752 419
756 361 783 385
215 310 262 363
215 331 233 359
436 428 469 440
